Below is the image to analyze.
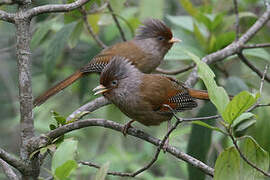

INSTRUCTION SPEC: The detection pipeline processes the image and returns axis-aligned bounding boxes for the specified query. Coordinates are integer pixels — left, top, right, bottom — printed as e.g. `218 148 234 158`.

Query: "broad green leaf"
239 136 269 180
192 121 226 134
51 111 66 125
234 119 256 137
43 22 76 78
139 0 164 20
232 112 256 128
179 0 198 18
243 48 270 62
55 160 78 179
95 162 110 180
167 15 194 32
222 91 259 124
87 14 101 34
214 147 240 180
193 23 206 49
184 50 230 114
69 20 84 48
214 31 235 51
211 13 224 31
51 138 78 173
110 0 126 14
31 19 55 49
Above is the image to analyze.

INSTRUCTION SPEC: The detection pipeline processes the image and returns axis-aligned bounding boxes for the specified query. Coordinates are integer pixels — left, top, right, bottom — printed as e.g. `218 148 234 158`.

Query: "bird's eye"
157 36 164 41
111 80 118 86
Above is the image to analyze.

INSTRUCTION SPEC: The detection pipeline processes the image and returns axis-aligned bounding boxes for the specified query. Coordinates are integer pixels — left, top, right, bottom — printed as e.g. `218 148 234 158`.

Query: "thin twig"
229 132 270 177
237 52 270 83
107 2 126 41
80 117 184 177
243 43 270 49
0 159 19 180
79 7 107 49
233 0 240 40
156 64 196 75
259 65 268 94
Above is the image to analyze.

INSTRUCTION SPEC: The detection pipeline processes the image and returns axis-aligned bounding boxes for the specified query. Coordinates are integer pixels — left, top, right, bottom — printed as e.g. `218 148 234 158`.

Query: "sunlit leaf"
214 147 240 180
55 160 78 179
222 91 259 124
52 138 78 173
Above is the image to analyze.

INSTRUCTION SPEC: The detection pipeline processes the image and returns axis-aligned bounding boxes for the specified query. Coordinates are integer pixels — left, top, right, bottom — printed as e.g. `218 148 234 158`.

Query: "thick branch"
0 148 26 173
185 5 270 87
0 159 19 180
38 119 214 177
0 10 15 23
67 96 110 121
238 52 270 83
24 0 91 19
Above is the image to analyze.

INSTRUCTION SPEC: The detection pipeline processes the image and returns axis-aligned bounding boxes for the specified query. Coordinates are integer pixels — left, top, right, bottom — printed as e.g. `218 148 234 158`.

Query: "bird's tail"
188 89 210 100
33 71 83 107
188 88 233 100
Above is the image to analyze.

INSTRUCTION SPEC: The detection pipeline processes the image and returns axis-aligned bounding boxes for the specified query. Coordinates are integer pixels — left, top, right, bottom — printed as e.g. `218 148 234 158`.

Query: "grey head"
134 18 180 56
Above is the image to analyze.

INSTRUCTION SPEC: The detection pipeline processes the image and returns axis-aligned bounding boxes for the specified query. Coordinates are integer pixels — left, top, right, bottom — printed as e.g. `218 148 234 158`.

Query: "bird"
33 18 180 107
93 56 211 136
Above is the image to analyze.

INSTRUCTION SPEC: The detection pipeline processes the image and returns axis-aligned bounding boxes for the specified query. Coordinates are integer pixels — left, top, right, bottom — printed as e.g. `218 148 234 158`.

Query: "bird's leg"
163 119 171 152
122 120 135 136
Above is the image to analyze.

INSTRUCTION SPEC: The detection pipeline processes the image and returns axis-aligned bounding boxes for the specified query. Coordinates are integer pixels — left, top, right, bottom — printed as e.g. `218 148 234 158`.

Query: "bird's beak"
168 37 181 43
93 85 108 95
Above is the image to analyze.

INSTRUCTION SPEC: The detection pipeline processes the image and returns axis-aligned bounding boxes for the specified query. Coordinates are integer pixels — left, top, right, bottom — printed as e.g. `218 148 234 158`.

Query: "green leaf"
243 48 270 62
139 0 164 20
193 22 206 49
30 19 55 49
179 0 198 18
211 13 224 31
222 91 259 124
167 15 194 32
232 112 256 128
214 31 235 51
51 138 78 173
234 119 256 137
68 20 84 48
95 162 110 180
239 136 269 180
192 121 226 134
55 160 78 180
51 111 66 125
43 22 77 78
214 147 240 180
49 124 57 130
184 50 230 114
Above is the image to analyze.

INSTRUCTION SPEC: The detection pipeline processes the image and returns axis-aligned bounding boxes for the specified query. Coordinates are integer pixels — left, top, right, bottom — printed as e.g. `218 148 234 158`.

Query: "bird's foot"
122 120 135 136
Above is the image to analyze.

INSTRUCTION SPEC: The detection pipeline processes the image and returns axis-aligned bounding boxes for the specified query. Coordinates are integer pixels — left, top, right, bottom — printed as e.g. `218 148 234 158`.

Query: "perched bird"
34 19 180 107
93 56 210 135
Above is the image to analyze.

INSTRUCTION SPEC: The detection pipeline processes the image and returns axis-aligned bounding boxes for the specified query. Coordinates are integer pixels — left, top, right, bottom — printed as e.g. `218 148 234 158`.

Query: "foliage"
0 0 270 179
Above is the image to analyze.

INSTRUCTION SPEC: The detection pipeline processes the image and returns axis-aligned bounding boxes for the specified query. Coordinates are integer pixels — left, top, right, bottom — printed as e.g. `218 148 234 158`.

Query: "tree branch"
0 159 19 180
237 52 270 83
185 5 270 87
24 0 91 19
229 133 270 177
107 2 126 41
243 43 270 49
79 7 107 49
35 118 214 177
0 10 15 23
0 148 26 173
66 96 110 121
233 0 240 40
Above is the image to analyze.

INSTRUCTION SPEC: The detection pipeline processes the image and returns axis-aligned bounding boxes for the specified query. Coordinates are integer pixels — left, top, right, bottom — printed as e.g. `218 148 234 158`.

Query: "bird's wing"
80 41 146 73
141 75 197 114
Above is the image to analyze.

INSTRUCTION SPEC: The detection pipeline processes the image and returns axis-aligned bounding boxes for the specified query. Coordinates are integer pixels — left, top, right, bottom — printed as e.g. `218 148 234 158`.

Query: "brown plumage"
93 57 211 129
34 19 180 107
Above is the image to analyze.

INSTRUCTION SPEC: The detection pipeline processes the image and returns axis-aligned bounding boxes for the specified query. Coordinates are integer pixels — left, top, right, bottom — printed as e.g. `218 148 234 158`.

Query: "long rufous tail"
188 89 210 100
188 88 233 100
33 71 84 107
